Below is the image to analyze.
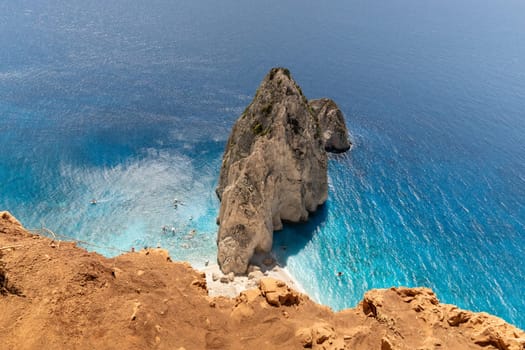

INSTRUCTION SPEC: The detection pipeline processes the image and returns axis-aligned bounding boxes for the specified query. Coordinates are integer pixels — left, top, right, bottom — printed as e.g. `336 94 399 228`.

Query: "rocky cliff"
1 212 523 350
309 98 352 153
216 68 351 274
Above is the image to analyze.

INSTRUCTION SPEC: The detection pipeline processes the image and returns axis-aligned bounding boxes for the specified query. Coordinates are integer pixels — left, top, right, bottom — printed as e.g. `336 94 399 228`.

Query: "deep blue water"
1 0 524 328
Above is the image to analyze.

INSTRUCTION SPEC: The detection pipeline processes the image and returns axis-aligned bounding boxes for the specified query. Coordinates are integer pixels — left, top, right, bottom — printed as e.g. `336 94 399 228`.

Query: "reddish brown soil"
1 211 523 350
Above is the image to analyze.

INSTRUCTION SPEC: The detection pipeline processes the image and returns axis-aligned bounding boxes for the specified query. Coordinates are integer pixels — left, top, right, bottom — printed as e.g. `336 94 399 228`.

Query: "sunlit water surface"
1 0 524 328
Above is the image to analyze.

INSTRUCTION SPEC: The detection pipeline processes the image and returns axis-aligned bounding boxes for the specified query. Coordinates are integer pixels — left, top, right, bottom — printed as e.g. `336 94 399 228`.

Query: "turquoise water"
1 0 524 328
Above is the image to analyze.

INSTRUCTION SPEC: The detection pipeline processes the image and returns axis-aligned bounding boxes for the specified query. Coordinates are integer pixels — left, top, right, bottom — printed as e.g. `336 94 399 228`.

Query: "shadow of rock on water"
270 203 329 269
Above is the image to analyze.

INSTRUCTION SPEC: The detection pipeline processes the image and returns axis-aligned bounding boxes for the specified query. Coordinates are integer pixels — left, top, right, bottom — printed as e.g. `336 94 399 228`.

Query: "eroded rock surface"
357 287 525 350
216 68 351 274
309 98 351 153
1 214 524 350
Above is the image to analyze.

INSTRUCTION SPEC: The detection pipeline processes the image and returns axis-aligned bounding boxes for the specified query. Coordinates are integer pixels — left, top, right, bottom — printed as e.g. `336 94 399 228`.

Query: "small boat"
90 199 97 205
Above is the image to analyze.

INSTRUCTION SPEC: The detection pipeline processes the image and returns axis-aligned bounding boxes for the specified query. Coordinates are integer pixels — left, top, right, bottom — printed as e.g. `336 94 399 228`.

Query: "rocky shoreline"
202 261 305 299
1 211 524 349
1 69 524 350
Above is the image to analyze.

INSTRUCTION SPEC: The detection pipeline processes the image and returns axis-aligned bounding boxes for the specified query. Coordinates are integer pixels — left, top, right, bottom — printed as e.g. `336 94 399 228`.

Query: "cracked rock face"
360 287 525 350
216 68 350 274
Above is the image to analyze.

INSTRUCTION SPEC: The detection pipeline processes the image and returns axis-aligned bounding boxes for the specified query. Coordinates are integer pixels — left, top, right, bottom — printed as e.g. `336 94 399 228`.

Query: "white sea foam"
28 150 219 264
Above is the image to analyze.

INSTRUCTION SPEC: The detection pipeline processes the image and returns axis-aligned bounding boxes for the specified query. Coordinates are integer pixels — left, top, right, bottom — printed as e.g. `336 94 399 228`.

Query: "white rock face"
216 68 349 274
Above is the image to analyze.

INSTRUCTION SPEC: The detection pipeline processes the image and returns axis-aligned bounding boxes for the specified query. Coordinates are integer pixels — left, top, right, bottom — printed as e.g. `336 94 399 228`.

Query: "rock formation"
309 98 352 153
1 213 524 350
216 68 351 274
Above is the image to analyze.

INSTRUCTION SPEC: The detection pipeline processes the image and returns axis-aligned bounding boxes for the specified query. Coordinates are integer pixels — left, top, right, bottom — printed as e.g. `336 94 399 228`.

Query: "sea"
1 0 524 329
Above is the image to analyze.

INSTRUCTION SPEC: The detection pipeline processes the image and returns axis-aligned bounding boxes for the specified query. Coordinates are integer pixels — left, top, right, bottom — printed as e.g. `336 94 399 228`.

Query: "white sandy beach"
199 254 305 298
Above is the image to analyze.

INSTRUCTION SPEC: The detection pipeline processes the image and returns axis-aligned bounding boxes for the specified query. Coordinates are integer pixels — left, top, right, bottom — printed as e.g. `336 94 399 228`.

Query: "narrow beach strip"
199 262 306 299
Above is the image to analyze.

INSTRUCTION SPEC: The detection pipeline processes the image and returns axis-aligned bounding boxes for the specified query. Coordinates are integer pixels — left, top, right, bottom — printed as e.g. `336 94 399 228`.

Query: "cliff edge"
216 68 351 274
1 211 524 349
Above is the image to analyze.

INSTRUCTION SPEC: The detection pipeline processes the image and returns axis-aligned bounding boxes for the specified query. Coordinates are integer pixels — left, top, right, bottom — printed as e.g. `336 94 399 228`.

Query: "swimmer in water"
186 229 196 239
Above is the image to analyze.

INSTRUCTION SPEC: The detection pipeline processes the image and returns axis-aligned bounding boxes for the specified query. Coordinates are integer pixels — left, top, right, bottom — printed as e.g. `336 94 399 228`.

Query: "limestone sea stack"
309 98 352 153
216 68 351 274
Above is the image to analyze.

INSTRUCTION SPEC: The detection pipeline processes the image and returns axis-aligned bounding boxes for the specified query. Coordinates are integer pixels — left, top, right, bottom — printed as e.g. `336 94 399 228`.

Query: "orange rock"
1 214 524 350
